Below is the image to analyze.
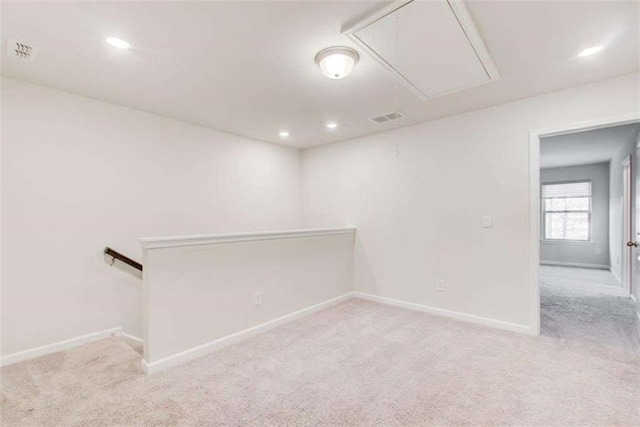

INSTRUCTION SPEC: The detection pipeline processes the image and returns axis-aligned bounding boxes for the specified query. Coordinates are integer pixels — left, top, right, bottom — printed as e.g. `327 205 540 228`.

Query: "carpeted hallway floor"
2 295 639 426
540 265 640 353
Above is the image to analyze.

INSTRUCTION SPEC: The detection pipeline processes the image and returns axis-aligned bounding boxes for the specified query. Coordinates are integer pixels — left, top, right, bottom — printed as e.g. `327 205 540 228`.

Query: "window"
542 181 591 241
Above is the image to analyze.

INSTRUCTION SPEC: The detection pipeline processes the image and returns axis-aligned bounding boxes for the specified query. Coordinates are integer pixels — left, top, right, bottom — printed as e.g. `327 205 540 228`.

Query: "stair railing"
104 247 143 272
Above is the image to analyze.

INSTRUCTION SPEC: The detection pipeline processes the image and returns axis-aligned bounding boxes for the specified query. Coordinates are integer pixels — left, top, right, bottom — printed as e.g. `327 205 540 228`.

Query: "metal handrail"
104 247 143 271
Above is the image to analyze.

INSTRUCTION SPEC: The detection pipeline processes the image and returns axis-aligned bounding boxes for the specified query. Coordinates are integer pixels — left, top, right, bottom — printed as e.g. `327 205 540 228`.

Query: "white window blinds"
542 181 591 199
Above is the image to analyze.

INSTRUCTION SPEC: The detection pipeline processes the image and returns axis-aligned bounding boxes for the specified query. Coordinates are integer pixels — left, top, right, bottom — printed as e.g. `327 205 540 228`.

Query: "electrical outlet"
254 291 262 305
436 279 445 292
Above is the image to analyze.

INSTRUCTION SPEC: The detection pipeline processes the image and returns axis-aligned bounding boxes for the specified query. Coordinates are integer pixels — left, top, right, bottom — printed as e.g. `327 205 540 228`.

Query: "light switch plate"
482 215 493 228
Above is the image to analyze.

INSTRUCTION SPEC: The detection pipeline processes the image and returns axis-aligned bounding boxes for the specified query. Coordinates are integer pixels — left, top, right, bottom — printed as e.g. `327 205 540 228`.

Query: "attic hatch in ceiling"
342 0 500 100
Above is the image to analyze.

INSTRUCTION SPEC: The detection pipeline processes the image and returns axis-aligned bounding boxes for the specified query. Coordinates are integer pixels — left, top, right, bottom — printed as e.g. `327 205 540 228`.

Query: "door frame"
622 155 632 295
529 112 640 336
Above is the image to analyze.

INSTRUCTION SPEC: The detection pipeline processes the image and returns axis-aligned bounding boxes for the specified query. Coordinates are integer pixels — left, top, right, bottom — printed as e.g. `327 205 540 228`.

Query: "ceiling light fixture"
279 131 290 138
106 37 131 49
326 122 338 129
315 47 359 79
578 45 603 57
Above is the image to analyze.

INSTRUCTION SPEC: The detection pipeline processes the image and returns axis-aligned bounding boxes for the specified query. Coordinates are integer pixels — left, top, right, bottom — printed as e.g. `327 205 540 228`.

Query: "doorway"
529 113 640 338
536 120 640 349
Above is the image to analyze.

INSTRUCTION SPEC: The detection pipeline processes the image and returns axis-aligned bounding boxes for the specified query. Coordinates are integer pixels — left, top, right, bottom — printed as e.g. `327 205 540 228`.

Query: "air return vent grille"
369 111 405 124
6 39 38 62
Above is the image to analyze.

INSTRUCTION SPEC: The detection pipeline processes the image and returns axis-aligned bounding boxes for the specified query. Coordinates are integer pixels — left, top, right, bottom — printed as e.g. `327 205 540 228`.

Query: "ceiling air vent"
369 111 405 124
6 39 38 62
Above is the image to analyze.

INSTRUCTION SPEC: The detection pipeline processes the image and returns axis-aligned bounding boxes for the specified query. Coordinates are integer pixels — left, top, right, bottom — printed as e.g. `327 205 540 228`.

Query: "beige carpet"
2 298 639 426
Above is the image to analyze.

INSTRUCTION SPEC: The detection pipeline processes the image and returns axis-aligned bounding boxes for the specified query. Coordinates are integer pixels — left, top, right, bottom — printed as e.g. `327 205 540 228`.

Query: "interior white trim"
122 333 144 345
529 112 640 337
540 239 593 245
0 327 122 367
143 292 355 374
140 227 356 249
611 267 623 285
530 128 542 336
446 0 500 80
621 155 632 294
353 292 533 335
540 261 610 270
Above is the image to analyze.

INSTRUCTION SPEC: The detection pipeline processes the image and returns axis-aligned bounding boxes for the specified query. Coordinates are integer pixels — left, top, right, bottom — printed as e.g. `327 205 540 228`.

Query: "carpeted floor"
540 265 640 354
2 295 639 426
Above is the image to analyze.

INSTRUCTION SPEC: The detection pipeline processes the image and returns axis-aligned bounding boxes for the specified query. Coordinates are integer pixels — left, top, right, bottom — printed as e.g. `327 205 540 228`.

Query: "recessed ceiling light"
578 45 603 57
315 47 359 79
106 37 131 49
279 131 290 138
326 122 338 129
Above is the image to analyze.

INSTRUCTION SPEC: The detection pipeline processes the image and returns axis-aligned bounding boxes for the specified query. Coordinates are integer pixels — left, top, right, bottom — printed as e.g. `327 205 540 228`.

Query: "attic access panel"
343 0 499 100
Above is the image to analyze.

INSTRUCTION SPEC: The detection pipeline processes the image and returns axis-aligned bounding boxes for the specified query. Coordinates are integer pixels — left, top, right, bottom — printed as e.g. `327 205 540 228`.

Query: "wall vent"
369 111 405 124
6 39 38 62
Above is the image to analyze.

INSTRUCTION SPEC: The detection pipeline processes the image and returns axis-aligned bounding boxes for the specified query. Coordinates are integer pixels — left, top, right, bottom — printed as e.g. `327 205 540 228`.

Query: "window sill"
541 239 592 245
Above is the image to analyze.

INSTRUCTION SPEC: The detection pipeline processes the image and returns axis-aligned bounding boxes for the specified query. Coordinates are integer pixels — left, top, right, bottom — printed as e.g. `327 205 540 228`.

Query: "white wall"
1 78 302 356
143 230 354 371
540 162 610 268
609 127 640 283
4 71 640 359
301 72 640 330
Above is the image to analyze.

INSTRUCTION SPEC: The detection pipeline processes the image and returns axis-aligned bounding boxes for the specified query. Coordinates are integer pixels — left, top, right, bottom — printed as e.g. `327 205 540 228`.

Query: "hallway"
540 265 640 354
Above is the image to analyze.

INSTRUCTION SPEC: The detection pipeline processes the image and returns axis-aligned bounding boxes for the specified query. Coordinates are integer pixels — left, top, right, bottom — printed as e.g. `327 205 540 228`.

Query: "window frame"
541 179 592 243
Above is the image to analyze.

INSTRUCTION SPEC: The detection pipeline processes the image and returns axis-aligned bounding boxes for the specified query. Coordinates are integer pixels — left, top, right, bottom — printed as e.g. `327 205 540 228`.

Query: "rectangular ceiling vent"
6 38 38 62
343 0 500 101
369 111 405 124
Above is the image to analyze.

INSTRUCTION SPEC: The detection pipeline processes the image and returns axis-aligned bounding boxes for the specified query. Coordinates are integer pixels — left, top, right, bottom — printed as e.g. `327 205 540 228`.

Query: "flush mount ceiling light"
326 122 338 129
578 45 603 57
315 47 359 79
279 131 290 138
106 37 131 49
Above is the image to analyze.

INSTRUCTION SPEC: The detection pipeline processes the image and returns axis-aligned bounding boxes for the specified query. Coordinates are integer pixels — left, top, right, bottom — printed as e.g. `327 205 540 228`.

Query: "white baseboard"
0 327 122 367
610 267 622 285
540 261 610 269
353 292 534 335
122 333 144 345
143 292 355 374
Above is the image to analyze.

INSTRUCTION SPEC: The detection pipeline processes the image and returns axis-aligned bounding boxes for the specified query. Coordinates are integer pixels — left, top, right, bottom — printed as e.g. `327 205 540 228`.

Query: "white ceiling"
541 123 640 169
1 1 638 149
